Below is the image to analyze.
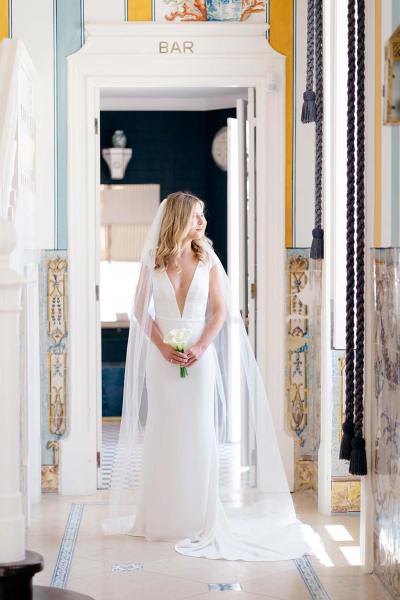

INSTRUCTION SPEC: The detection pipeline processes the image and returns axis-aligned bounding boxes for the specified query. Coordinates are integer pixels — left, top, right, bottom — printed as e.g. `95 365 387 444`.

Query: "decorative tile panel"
48 351 67 435
331 478 361 513
41 441 60 493
47 257 67 343
111 563 144 573
286 250 321 493
40 251 68 492
372 248 400 598
208 583 242 591
295 458 317 493
287 252 310 450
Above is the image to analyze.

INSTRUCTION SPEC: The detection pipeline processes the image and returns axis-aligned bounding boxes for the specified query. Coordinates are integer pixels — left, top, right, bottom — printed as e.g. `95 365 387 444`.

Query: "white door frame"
63 22 292 495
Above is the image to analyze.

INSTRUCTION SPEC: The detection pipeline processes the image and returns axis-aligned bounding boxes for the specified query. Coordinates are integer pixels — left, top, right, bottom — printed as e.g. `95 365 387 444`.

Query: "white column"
23 254 42 522
0 219 25 562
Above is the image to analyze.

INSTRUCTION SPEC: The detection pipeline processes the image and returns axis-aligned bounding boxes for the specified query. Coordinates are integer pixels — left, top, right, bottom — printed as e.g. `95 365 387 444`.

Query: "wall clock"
211 126 228 171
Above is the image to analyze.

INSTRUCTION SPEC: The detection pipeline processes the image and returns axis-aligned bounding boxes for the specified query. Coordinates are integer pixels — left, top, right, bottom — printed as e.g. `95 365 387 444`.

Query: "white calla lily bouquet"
163 328 193 378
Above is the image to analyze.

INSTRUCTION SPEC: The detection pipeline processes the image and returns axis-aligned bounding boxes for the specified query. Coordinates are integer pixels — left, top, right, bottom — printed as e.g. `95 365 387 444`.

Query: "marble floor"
26 490 391 600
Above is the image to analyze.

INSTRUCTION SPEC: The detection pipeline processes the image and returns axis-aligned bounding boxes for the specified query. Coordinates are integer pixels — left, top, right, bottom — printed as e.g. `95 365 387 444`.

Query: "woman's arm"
186 265 226 366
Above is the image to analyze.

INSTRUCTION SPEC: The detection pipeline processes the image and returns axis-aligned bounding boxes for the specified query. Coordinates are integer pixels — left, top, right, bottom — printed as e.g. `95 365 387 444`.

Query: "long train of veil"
102 197 315 561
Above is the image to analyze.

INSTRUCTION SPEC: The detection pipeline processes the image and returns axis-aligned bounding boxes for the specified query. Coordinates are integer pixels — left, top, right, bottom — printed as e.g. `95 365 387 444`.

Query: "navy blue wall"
100 109 235 269
100 109 234 416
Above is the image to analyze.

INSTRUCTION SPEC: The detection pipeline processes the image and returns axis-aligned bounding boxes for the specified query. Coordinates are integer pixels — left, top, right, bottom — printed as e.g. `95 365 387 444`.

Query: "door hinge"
94 117 99 134
95 284 100 301
250 282 256 299
97 451 101 468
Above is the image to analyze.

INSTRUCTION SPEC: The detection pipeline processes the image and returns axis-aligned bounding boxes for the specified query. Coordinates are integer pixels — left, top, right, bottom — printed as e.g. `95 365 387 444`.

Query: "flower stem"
175 344 189 378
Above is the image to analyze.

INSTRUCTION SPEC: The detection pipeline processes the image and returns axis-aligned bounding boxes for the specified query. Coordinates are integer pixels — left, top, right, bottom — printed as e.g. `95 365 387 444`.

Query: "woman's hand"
185 342 207 366
159 342 188 366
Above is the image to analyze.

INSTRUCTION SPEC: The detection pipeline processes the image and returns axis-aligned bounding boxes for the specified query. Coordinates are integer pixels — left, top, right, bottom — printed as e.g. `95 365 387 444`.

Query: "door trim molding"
64 22 292 494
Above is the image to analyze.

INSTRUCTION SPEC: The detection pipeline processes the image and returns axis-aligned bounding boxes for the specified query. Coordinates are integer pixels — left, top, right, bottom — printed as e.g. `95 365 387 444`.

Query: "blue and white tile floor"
26 426 388 599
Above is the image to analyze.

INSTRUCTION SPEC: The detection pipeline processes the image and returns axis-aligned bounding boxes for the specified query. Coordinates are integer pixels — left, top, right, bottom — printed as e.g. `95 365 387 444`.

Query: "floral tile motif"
286 253 310 451
40 251 68 492
156 0 266 22
286 250 321 487
48 350 67 435
372 248 400 598
47 257 67 344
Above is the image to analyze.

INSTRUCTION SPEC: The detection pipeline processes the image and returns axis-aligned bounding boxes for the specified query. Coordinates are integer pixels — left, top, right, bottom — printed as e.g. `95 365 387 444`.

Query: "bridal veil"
102 197 312 560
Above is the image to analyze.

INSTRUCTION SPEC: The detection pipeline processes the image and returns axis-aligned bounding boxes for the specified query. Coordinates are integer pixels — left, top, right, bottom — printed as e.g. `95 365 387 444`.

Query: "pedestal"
0 550 43 600
0 550 95 600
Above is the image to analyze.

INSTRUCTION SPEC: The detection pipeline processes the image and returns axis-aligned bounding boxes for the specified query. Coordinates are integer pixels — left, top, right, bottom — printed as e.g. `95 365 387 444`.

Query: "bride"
102 191 313 561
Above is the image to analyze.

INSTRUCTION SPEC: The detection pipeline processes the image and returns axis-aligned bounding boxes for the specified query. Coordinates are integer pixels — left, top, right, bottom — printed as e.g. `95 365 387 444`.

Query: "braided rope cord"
305 0 315 93
344 0 356 438
354 0 366 443
314 0 323 230
301 0 317 125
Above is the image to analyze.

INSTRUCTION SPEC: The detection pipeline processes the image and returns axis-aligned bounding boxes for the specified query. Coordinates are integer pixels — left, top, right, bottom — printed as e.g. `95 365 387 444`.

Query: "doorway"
63 22 290 496
96 87 257 489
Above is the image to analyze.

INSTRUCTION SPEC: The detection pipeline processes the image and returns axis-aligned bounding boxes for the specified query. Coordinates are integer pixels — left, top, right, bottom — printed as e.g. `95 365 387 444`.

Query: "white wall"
84 0 126 24
12 0 55 249
294 0 315 247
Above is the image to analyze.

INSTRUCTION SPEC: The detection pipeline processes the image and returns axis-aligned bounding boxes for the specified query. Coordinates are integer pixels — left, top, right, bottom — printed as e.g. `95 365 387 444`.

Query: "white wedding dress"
127 250 313 561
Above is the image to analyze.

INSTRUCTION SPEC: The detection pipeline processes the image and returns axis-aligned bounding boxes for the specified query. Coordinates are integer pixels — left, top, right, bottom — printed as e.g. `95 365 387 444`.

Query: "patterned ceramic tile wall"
39 250 68 492
286 251 360 508
372 248 400 597
286 249 319 491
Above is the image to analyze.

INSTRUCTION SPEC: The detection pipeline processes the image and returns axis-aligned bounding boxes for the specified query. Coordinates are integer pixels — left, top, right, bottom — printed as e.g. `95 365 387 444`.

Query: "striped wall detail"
269 0 294 248
127 0 153 21
54 0 84 249
0 0 10 40
375 0 382 247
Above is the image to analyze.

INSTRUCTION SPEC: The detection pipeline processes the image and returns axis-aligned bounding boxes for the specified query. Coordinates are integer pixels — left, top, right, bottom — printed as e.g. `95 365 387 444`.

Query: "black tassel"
339 420 354 460
310 227 324 259
349 436 367 476
301 90 316 123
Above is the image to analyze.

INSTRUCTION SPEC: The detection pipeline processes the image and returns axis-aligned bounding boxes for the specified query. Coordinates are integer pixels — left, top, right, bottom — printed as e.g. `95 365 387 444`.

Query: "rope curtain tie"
339 0 367 476
301 0 324 260
301 0 317 123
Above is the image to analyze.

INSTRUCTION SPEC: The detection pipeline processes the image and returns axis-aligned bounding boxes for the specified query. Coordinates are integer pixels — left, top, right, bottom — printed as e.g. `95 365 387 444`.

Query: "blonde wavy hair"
155 191 213 272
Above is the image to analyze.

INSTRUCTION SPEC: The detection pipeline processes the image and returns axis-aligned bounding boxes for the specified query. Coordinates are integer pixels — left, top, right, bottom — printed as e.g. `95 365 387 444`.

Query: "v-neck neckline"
164 260 200 319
